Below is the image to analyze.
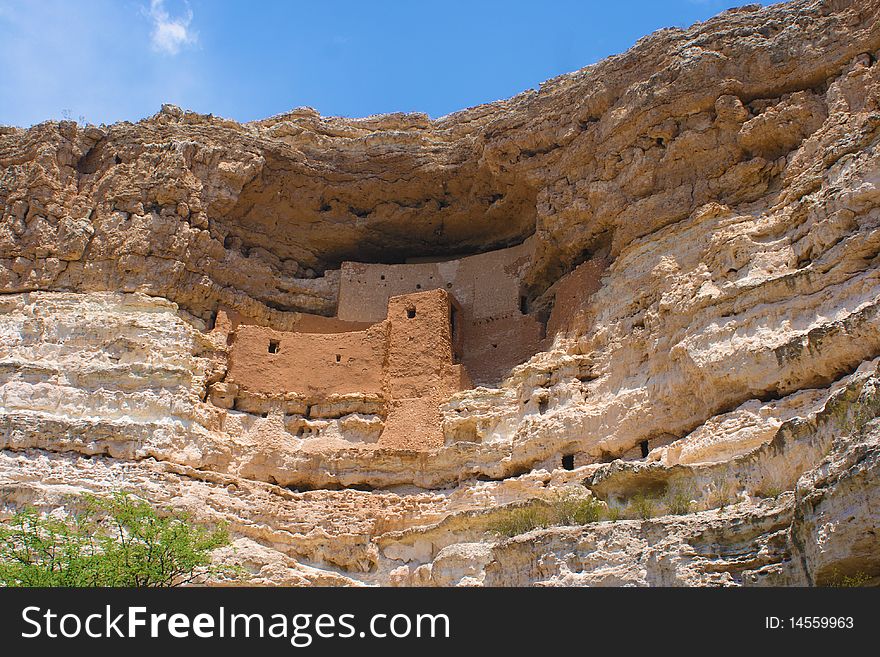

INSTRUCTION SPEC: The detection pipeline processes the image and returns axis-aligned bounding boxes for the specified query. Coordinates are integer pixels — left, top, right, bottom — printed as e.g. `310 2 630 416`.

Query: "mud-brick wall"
545 257 609 337
336 239 541 385
227 323 389 397
379 289 466 449
459 314 544 385
225 290 470 450
336 238 535 323
216 306 372 334
384 290 456 398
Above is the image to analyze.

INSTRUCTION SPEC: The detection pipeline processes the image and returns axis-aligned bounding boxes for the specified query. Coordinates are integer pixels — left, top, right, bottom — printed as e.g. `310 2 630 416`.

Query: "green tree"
0 493 231 587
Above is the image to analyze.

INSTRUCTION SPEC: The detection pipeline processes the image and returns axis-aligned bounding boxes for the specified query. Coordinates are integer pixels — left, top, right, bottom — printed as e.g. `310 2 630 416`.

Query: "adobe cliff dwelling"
1 0 879 587
209 238 607 451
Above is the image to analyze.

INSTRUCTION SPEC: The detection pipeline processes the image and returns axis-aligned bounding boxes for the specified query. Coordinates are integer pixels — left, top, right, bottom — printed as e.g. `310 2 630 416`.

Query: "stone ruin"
208 236 608 450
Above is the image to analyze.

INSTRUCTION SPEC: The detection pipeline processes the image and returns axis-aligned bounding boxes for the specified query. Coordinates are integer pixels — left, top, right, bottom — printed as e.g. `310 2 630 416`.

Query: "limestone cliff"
1 0 879 586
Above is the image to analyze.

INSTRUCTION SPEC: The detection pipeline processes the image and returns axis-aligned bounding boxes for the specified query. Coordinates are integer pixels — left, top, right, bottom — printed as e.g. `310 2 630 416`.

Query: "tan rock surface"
1 0 879 586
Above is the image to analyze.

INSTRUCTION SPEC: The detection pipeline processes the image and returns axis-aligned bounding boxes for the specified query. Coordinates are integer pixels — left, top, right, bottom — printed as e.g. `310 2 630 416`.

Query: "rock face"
1 0 879 586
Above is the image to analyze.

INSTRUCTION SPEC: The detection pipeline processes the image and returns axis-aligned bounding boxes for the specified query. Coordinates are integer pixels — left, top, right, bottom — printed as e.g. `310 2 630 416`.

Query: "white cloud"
147 0 196 55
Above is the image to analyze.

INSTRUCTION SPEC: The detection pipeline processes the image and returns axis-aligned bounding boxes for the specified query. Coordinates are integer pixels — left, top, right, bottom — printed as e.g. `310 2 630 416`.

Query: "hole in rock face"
380 274 386 280
561 454 575 471
261 412 268 418
335 354 341 362
268 340 280 354
519 295 529 314
406 307 416 319
640 440 649 458
416 284 421 289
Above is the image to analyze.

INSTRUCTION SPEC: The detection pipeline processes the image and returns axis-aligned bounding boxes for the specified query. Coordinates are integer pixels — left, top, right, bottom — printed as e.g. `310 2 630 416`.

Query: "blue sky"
0 0 773 127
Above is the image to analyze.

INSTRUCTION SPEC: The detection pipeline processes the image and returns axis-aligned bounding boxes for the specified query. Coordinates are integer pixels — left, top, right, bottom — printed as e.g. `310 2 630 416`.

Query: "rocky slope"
1 0 879 586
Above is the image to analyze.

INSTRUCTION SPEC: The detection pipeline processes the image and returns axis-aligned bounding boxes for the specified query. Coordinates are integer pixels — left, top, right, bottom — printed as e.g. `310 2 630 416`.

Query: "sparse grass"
604 506 622 522
487 504 552 538
827 570 873 587
489 485 708 537
629 493 657 520
755 484 783 499
707 477 735 510
663 485 696 515
549 489 604 526
488 488 605 538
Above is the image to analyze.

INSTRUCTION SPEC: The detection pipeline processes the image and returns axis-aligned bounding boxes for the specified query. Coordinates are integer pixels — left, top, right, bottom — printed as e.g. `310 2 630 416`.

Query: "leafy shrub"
0 492 232 587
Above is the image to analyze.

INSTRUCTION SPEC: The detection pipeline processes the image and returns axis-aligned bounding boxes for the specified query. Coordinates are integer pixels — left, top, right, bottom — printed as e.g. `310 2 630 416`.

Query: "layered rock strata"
1 0 879 586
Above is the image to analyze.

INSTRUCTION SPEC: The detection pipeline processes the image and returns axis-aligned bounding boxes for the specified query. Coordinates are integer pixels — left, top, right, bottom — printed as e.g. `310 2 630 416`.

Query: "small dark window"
261 412 268 418
561 454 575 471
268 340 280 354
335 354 341 362
520 295 529 314
380 274 385 280
492 343 498 348
416 284 421 289
406 307 416 319
640 440 649 458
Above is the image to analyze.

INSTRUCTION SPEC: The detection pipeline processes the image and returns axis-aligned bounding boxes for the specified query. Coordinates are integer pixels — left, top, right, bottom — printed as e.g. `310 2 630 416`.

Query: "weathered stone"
0 0 878 586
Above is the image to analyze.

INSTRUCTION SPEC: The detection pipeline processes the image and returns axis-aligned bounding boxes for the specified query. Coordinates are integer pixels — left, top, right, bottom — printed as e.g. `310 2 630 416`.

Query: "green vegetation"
663 485 696 515
827 570 873 587
830 383 880 436
754 484 783 499
488 504 552 538
488 488 605 538
549 488 604 525
490 482 713 537
708 477 734 510
845 386 880 434
0 493 232 587
628 493 657 520
604 506 622 522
